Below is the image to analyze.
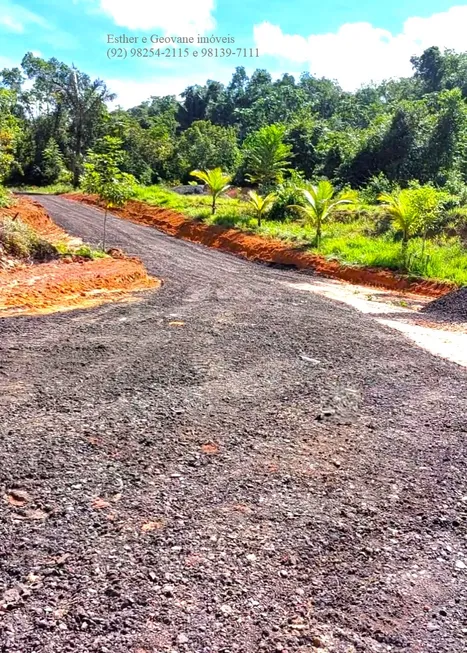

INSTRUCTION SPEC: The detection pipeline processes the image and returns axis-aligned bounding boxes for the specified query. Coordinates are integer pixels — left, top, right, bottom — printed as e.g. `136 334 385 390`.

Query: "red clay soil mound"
0 257 159 316
66 193 456 298
1 197 159 315
2 197 68 242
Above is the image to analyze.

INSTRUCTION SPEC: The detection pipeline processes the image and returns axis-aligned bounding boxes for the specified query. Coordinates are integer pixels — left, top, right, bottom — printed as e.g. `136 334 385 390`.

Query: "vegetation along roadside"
1 46 467 286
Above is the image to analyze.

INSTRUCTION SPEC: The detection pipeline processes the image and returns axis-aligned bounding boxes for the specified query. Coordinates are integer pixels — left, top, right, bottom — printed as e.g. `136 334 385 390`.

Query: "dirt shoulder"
65 193 457 298
0 197 159 316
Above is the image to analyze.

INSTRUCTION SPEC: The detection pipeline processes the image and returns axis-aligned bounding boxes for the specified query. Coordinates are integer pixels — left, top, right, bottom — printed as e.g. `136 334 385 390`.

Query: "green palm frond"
190 167 232 214
288 180 355 246
247 190 276 225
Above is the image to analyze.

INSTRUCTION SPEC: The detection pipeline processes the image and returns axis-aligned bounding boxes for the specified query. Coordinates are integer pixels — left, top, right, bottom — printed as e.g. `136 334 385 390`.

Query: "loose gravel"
0 196 466 653
422 286 467 322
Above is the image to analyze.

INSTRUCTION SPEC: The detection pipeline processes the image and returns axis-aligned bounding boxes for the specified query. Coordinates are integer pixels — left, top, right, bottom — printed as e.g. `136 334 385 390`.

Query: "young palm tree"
247 190 276 227
288 180 354 247
378 190 417 262
243 124 292 188
190 168 232 215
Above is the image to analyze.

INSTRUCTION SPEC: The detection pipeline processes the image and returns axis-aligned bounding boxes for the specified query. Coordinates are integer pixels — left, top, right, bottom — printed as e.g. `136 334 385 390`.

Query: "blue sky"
0 0 466 107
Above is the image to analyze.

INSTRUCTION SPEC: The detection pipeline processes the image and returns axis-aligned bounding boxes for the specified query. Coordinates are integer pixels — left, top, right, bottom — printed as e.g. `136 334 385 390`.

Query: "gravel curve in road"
0 196 466 653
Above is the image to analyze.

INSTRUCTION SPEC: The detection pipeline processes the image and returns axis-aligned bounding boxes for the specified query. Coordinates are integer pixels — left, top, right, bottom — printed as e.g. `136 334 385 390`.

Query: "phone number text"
107 47 260 59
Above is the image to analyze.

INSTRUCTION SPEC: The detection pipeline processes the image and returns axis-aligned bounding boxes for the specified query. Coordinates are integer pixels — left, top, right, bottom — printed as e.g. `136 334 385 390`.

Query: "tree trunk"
72 118 83 188
402 235 408 269
72 164 80 189
258 214 261 227
212 196 216 215
103 207 108 251
316 221 322 249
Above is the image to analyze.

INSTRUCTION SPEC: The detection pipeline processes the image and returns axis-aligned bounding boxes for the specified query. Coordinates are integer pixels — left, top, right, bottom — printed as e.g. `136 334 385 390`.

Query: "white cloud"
254 5 467 89
0 0 49 33
0 55 18 69
98 0 216 35
106 74 210 107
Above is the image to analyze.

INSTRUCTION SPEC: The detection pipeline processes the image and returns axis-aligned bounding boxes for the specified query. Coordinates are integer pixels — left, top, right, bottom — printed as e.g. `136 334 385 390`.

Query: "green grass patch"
10 182 75 195
134 184 467 286
134 184 243 216
0 219 107 262
54 241 107 260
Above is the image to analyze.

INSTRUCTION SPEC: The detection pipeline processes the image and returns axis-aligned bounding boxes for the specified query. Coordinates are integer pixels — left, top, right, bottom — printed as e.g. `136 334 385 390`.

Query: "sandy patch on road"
287 278 467 367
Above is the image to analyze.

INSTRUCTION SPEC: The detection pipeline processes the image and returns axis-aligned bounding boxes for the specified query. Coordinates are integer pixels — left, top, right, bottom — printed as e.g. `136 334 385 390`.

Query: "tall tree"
176 120 240 180
243 123 292 187
21 52 115 186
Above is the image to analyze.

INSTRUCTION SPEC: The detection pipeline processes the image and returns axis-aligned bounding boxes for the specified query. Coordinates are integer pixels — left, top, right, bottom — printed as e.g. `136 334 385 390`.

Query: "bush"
176 121 241 182
360 173 399 205
0 185 11 207
73 244 106 259
268 179 306 222
0 217 58 260
41 139 67 185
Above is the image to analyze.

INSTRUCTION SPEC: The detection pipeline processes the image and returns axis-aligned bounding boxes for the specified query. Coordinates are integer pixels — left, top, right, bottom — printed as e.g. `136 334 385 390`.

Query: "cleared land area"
0 196 466 653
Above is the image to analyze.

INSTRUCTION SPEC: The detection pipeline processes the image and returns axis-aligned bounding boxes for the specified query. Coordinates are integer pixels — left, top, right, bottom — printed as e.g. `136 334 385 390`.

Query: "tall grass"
11 183 75 195
114 184 467 286
134 185 242 216
0 217 58 260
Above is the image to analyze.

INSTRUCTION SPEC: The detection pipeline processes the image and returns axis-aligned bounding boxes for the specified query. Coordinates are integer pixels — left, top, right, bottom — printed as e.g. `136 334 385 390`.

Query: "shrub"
242 123 292 187
360 173 399 205
268 179 306 222
0 185 11 207
176 121 240 180
378 185 445 266
0 217 58 260
41 139 68 185
73 244 106 259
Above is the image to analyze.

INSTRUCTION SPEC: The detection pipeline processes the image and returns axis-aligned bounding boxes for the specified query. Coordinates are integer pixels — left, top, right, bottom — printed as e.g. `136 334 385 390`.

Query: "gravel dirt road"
1 196 466 653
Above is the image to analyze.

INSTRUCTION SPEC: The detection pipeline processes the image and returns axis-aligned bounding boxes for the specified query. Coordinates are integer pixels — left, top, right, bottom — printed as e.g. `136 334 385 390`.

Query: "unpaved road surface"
1 196 466 653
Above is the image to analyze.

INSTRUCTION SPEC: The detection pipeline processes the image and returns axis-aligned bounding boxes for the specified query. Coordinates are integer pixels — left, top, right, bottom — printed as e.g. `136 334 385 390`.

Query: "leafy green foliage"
41 139 70 185
2 47 467 198
246 190 275 226
81 136 136 248
379 186 442 242
189 168 232 214
0 185 11 207
288 180 354 246
359 173 398 205
242 124 292 187
21 53 115 187
268 176 307 222
0 89 21 182
73 244 107 259
176 121 240 181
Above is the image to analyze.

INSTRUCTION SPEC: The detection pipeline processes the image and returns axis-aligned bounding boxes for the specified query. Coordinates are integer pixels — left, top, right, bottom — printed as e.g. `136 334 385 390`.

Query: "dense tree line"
1 46 466 195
